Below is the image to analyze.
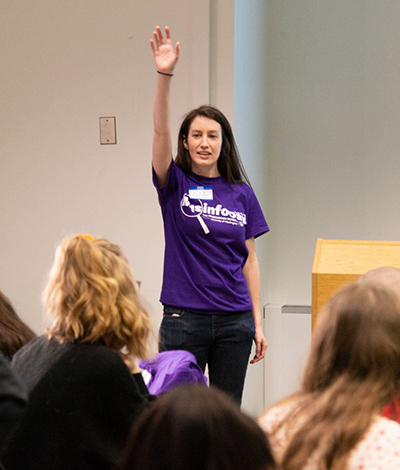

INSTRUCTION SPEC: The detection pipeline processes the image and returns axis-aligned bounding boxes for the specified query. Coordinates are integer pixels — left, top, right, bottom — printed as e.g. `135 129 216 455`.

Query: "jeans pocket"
163 305 186 318
163 311 184 318
160 308 188 349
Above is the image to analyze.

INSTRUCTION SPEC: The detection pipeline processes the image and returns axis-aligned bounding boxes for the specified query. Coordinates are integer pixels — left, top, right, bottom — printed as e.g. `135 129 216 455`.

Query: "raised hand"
150 26 180 75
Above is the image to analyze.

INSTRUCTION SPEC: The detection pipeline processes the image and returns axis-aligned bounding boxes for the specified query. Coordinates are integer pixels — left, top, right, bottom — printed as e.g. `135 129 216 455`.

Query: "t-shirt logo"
181 194 210 234
180 193 247 234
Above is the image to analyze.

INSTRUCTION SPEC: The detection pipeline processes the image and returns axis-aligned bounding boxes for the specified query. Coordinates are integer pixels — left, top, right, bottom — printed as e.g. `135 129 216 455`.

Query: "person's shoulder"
348 416 400 468
242 182 258 198
12 334 49 363
258 398 298 433
41 342 132 391
66 341 121 364
16 333 47 350
67 342 129 375
0 353 28 400
370 415 400 436
227 180 257 199
153 159 184 196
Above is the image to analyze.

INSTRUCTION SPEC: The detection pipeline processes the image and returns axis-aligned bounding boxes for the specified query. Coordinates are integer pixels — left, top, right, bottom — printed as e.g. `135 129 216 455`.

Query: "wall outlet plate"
99 117 117 145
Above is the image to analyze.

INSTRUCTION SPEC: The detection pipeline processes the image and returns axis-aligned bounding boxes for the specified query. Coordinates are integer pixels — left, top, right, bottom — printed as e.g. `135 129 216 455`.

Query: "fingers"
250 355 259 364
156 25 164 44
151 26 175 51
250 351 263 364
250 346 262 364
154 25 166 48
152 29 161 49
250 338 267 364
250 345 260 364
259 339 267 359
150 26 179 67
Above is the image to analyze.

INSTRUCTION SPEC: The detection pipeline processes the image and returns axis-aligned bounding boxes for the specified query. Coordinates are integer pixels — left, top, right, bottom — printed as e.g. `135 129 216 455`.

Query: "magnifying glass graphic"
180 194 210 234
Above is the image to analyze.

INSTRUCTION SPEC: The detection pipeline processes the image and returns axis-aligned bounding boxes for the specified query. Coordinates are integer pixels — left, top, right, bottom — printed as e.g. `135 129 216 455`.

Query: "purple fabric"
139 350 207 395
153 160 269 312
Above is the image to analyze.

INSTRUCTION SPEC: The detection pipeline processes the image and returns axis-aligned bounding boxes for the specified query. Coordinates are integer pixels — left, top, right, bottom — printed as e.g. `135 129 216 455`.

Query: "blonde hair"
44 235 152 359
267 282 400 470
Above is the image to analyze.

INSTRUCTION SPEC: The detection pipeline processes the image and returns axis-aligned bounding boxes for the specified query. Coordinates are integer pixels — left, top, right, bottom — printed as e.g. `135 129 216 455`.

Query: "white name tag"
188 186 213 200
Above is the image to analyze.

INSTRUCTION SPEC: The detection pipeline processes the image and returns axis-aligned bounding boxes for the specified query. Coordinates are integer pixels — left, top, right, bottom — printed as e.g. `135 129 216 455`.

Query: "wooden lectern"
312 239 400 329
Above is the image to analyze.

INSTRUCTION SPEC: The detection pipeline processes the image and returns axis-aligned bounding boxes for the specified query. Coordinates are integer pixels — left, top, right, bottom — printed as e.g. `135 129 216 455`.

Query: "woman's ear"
183 137 188 150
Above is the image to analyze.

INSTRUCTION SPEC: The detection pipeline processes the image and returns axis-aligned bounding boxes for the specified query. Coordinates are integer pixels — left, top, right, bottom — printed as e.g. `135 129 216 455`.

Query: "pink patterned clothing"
258 400 400 470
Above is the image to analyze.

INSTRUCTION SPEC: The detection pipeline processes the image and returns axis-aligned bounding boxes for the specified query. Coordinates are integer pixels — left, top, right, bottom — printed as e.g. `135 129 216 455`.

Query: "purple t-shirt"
153 160 269 313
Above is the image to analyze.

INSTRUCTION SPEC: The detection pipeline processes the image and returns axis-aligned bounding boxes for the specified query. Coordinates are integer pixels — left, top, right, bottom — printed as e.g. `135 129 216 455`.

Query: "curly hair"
44 235 152 359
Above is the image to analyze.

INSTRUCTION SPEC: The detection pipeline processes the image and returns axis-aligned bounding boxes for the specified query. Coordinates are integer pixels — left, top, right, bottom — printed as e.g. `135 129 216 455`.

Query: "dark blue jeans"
159 306 255 404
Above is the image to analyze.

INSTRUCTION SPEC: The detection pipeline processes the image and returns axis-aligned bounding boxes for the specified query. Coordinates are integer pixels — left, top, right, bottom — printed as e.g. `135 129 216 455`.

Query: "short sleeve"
244 187 269 240
152 160 180 204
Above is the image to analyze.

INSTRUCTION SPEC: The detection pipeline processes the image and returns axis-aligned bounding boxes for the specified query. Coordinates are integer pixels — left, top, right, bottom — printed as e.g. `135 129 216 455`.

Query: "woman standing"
150 26 269 404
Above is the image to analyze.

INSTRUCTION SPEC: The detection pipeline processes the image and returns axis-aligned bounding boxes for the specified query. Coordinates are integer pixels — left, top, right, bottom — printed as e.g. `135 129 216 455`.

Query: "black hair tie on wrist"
157 70 174 77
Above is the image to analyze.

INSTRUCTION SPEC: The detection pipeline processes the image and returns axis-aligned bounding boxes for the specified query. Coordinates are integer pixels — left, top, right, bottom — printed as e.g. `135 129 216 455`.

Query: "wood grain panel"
312 239 400 329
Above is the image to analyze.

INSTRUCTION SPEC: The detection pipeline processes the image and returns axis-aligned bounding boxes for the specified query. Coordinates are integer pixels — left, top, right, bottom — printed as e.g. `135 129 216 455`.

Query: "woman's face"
184 116 223 177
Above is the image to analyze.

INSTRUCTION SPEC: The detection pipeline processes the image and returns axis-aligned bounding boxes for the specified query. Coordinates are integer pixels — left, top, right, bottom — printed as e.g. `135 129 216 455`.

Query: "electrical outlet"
99 117 117 144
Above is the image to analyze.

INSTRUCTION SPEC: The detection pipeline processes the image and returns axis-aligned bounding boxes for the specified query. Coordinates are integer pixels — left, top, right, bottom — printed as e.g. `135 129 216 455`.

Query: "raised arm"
150 26 180 187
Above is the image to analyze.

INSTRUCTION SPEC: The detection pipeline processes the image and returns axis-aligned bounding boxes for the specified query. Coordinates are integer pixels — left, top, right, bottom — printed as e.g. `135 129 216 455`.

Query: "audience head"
305 281 400 400
260 282 400 470
0 291 36 358
44 234 152 358
119 384 278 470
358 266 400 298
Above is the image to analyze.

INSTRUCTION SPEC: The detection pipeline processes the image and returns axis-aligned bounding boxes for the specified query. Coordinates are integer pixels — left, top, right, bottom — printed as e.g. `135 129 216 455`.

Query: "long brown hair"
0 291 36 357
175 105 251 185
266 282 400 470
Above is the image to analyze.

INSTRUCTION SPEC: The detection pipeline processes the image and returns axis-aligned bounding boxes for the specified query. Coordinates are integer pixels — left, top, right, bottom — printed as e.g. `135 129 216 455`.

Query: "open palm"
150 26 179 74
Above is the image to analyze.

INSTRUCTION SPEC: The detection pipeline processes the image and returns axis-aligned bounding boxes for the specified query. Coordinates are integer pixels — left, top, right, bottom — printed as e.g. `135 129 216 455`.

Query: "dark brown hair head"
119 384 277 470
0 291 36 357
175 105 251 185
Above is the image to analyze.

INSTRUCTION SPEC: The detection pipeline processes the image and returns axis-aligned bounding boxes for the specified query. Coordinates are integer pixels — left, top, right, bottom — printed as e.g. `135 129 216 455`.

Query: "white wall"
0 1 212 334
266 1 400 306
233 0 269 416
233 0 400 413
210 0 235 120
